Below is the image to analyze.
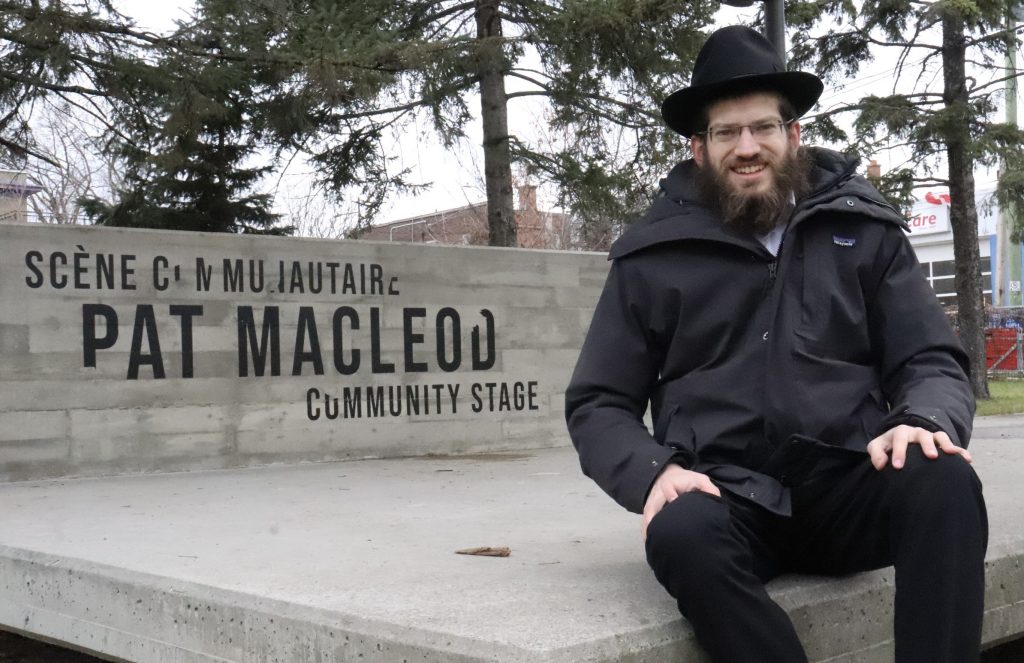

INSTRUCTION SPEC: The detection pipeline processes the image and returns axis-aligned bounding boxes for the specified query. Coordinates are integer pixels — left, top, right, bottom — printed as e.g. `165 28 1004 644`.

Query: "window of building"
920 257 992 305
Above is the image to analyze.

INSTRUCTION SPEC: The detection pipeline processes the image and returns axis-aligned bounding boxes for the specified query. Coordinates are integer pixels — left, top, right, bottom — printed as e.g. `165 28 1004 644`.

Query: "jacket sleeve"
867 228 975 447
565 259 681 513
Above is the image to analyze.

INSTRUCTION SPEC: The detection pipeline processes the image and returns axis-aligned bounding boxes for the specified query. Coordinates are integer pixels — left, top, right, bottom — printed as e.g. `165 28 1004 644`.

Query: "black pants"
644 448 988 663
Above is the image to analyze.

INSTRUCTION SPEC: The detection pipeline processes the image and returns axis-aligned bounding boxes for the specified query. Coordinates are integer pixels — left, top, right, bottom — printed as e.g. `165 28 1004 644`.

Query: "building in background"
903 185 1024 308
0 171 42 224
356 185 573 249
905 188 999 306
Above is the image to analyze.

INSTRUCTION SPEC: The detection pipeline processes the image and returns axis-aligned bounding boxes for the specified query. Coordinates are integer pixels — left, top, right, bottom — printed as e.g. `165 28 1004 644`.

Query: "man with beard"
564 25 987 663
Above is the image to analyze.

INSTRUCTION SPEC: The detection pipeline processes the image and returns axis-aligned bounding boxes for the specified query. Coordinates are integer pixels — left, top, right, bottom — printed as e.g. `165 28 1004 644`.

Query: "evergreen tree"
180 0 719 245
85 47 286 234
6 1 723 243
2 0 286 234
0 1 157 161
787 0 1024 400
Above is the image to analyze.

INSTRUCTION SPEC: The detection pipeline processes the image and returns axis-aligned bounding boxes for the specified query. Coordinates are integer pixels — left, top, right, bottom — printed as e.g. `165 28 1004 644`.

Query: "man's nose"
733 126 761 157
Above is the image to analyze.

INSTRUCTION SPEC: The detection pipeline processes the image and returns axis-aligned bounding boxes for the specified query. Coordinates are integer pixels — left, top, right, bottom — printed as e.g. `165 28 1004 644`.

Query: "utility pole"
764 0 785 63
1002 5 1024 306
721 0 786 64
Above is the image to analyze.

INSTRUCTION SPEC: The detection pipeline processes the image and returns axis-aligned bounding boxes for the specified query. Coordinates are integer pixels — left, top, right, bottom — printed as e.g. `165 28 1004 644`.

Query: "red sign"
907 213 939 230
907 191 950 235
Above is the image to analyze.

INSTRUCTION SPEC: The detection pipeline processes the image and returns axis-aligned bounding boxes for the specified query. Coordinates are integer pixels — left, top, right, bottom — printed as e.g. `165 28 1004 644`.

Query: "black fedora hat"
661 25 823 137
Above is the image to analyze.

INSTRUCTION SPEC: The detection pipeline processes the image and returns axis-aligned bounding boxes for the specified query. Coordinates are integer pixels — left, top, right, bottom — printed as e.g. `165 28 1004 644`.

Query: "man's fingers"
943 444 973 463
644 487 665 521
890 426 912 469
699 476 722 497
933 430 954 450
867 435 890 471
873 426 973 473
641 489 666 542
916 427 940 460
644 475 689 542
933 431 973 463
642 466 723 541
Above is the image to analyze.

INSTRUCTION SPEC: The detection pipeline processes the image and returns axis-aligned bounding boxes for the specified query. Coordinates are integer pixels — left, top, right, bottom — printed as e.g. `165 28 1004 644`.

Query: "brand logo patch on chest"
833 235 856 247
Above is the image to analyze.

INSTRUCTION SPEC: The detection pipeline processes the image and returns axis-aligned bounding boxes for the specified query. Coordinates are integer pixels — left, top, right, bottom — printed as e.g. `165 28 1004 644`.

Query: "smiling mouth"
732 163 767 175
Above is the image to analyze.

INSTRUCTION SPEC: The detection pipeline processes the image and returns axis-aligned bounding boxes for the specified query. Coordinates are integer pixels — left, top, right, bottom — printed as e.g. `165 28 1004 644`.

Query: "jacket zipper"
765 244 781 296
764 216 792 294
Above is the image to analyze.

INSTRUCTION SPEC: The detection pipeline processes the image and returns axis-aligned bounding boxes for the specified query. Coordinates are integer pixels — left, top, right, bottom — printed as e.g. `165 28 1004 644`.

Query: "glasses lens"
752 121 782 138
711 127 740 143
708 121 785 144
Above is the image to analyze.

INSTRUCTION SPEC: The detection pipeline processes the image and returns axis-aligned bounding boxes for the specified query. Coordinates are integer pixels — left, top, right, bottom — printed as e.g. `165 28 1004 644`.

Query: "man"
565 25 988 663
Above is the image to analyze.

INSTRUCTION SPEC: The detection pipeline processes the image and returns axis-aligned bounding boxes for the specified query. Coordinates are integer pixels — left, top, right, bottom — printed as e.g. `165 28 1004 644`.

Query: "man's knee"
892 448 987 542
897 447 982 497
645 491 733 575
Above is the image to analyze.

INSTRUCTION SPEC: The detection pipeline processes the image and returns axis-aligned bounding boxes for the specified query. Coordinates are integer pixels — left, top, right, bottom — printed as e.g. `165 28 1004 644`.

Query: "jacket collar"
609 147 907 260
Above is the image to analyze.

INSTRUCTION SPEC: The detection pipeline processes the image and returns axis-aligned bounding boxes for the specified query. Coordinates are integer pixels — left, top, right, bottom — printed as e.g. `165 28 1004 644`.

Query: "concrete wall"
0 224 609 481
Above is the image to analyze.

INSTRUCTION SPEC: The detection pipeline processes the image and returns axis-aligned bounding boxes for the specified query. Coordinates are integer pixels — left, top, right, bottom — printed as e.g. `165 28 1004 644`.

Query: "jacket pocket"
794 238 871 363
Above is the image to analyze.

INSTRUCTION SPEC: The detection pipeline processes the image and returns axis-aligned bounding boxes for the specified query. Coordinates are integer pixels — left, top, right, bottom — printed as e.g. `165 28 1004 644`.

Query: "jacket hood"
609 147 907 260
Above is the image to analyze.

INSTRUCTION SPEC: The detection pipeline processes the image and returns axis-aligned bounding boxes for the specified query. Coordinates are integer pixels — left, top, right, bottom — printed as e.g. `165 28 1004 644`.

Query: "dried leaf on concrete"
455 546 511 557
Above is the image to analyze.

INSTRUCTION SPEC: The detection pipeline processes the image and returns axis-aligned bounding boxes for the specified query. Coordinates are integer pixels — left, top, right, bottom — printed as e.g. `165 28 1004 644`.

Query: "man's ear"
691 136 705 166
788 121 801 149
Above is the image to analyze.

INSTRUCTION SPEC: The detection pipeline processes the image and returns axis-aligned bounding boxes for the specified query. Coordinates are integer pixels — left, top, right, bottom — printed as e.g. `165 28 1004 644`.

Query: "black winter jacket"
565 148 974 515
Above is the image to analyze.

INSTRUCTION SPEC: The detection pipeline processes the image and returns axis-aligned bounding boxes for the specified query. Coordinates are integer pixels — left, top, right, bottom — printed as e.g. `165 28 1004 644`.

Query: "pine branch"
0 69 105 96
911 48 945 90
967 71 1024 95
424 5 476 40
964 24 1024 50
417 1 476 26
893 21 929 92
811 27 941 52
0 134 60 167
805 95 943 123
49 91 144 154
0 2 175 50
504 70 659 124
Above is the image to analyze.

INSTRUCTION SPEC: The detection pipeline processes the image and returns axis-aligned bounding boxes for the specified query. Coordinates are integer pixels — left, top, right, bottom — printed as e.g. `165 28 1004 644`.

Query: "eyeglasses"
699 119 793 145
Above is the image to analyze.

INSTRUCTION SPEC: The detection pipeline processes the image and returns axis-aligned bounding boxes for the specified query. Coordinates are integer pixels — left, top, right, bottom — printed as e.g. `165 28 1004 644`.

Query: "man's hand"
866 424 972 471
642 464 721 541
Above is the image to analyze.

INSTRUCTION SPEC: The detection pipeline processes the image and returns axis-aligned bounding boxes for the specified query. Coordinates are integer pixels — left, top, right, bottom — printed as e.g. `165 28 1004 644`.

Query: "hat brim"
661 71 824 138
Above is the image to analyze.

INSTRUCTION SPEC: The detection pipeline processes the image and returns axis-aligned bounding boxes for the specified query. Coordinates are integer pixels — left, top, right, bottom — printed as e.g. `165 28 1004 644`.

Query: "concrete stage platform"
1 415 1022 663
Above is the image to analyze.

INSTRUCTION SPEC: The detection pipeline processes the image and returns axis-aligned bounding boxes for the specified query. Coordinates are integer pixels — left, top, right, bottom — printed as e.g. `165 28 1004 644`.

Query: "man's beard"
696 146 811 235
